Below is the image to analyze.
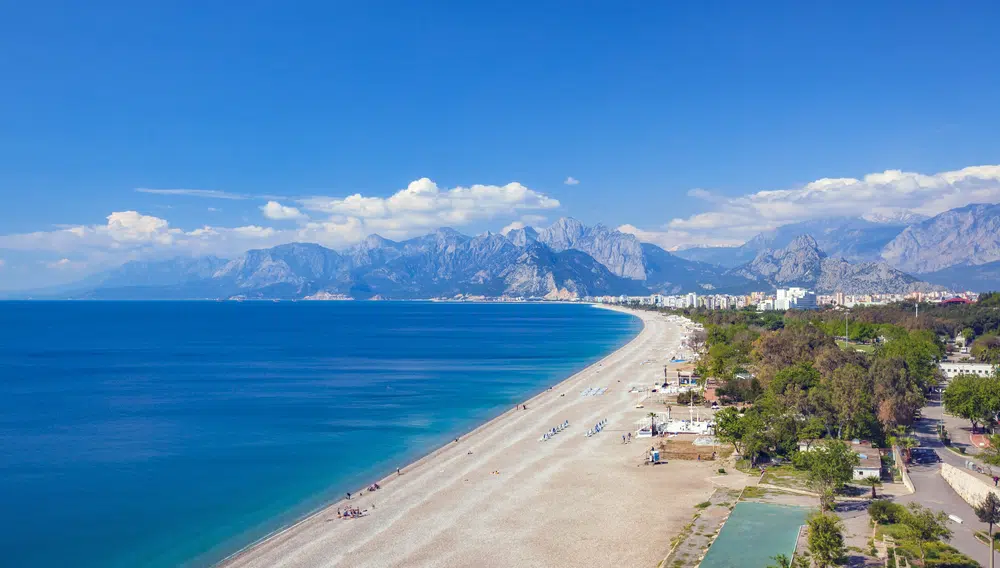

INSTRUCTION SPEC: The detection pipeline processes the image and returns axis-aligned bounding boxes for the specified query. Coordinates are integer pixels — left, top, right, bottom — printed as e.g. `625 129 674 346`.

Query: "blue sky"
2 1 1000 288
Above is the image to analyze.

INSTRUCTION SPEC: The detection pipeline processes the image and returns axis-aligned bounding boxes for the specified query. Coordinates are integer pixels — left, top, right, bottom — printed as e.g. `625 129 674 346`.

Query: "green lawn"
759 465 813 492
837 340 875 353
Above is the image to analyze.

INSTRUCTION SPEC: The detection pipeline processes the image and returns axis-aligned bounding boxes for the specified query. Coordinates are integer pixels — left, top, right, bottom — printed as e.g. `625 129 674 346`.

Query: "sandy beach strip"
220 306 722 568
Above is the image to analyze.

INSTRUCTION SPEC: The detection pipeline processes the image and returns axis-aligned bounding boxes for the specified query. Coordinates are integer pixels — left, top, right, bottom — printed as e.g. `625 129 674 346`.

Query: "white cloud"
260 201 306 221
298 178 559 239
500 221 525 235
135 188 249 200
629 165 1000 249
520 214 548 226
564 176 579 186
0 178 560 273
45 258 84 270
207 207 220 212
617 224 744 251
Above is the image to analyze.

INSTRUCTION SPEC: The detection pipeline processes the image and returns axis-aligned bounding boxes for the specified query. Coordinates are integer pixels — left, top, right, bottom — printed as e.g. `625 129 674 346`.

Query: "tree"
869 500 905 525
800 439 860 493
714 407 768 465
807 512 845 568
973 334 1000 365
877 328 944 389
647 412 658 436
797 417 825 450
901 503 953 564
975 492 1000 568
870 357 924 432
897 435 918 464
943 374 1000 433
982 434 1000 467
714 407 746 455
765 554 790 568
861 475 882 499
829 363 875 439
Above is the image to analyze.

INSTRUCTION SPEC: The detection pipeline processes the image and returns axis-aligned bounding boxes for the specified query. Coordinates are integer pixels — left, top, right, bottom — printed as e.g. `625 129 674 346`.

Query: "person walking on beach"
397 467 401 476
622 435 626 444
346 491 351 500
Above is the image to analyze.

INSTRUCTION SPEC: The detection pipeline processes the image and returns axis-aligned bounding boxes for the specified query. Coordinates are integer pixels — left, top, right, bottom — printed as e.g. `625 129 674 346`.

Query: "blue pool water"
0 301 640 567
700 502 811 568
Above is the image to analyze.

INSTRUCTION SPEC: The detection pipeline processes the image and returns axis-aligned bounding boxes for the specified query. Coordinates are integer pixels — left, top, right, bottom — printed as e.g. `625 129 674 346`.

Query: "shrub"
718 467 727 474
677 391 705 405
868 500 905 524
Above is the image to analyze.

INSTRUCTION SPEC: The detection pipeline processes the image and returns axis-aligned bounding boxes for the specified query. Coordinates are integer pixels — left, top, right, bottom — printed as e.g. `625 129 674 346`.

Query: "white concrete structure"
939 361 998 380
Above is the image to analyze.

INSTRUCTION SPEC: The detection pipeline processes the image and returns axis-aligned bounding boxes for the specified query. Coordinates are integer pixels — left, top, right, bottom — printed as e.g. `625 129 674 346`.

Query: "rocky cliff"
881 203 1000 274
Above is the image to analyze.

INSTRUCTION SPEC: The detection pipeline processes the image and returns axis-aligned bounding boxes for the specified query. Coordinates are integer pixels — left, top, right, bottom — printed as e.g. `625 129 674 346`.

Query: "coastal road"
901 400 992 567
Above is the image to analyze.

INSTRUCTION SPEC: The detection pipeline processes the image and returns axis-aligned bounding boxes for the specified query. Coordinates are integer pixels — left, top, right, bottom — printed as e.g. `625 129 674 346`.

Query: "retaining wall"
941 462 1000 507
893 446 915 494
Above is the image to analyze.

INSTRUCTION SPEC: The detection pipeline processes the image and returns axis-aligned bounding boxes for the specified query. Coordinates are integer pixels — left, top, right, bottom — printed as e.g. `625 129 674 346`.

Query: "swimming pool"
699 502 811 568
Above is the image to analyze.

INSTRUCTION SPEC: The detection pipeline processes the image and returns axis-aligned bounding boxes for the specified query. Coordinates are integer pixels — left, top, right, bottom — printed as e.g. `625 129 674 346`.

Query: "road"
901 398 993 567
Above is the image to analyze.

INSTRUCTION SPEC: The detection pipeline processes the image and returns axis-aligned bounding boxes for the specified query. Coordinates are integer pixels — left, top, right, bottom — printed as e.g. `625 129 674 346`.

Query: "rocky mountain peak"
786 234 822 254
537 217 586 251
536 218 647 280
729 232 937 294
504 225 539 247
360 234 396 250
881 202 1000 273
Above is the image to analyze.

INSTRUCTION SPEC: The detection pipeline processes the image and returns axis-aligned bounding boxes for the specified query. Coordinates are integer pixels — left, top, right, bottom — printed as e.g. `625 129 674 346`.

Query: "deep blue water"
0 301 640 568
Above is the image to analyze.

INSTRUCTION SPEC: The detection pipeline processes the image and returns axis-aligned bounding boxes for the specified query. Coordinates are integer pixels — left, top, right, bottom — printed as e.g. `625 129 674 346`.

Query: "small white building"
939 361 998 380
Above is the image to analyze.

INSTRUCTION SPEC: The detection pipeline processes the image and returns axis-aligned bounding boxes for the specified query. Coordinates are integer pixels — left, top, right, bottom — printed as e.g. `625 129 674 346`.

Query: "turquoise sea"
0 301 640 567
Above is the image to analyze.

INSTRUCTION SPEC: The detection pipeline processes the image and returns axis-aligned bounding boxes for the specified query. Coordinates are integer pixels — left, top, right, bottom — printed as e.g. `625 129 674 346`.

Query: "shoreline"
218 304 643 566
222 305 715 568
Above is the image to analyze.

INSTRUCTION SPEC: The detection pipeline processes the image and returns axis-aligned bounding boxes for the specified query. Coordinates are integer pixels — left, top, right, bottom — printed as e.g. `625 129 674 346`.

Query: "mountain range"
38 213 969 300
674 203 1000 291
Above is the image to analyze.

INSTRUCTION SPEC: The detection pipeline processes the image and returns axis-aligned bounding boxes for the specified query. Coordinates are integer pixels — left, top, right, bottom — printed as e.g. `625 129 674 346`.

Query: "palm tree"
899 436 918 464
975 492 1000 568
861 475 882 499
648 412 658 435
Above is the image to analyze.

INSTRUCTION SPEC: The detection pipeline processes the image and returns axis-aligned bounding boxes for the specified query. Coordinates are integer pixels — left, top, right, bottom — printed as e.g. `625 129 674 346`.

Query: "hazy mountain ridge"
882 203 1000 274
54 216 954 300
675 217 909 267
727 235 937 294
63 219 751 299
675 203 1000 291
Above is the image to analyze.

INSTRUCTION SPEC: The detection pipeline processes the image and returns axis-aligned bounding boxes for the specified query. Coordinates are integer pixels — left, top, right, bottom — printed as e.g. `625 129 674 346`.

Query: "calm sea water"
0 301 640 568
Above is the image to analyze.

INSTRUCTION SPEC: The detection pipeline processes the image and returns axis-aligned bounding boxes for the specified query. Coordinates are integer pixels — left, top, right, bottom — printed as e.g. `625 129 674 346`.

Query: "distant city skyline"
2 2 1000 288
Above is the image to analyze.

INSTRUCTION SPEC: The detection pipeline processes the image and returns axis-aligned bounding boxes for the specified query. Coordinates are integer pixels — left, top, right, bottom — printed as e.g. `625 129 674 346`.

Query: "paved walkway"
902 402 992 567
922 397 997 480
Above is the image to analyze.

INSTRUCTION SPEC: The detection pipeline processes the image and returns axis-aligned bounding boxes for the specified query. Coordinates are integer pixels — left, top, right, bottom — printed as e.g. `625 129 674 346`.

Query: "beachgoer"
622 435 626 444
994 476 998 487
397 467 401 475
347 491 351 500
